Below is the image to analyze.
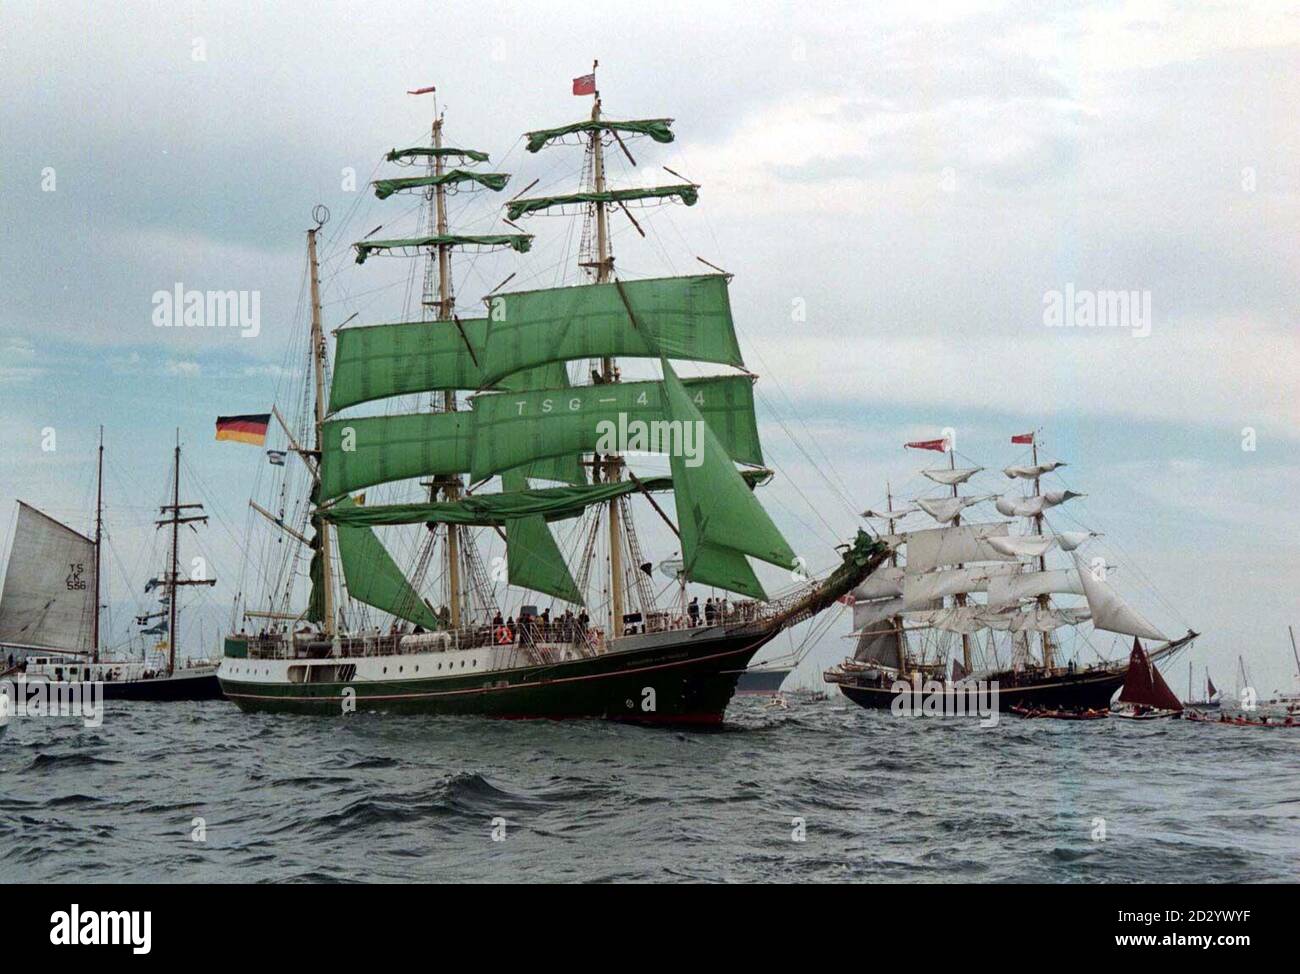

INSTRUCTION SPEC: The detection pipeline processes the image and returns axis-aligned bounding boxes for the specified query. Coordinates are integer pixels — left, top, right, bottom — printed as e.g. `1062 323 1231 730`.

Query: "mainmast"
588 65 626 638
947 447 973 675
92 426 104 663
169 435 180 669
156 431 215 674
885 481 906 674
1028 434 1055 669
308 214 337 637
430 110 463 629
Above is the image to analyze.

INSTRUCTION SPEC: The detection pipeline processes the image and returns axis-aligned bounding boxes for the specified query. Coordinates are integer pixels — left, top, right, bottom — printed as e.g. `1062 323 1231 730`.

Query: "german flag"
215 413 270 446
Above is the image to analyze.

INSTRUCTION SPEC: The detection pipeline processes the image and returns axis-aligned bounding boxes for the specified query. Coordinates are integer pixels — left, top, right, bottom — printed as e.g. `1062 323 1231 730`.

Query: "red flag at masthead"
1011 432 1035 444
905 438 949 452
572 73 596 96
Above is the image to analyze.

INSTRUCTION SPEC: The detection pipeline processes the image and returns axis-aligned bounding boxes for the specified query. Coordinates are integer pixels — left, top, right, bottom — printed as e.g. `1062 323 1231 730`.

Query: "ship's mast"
307 217 337 637
885 481 906 674
1029 435 1054 669
948 447 973 675
431 112 463 629
168 434 180 671
589 63 625 638
92 426 103 663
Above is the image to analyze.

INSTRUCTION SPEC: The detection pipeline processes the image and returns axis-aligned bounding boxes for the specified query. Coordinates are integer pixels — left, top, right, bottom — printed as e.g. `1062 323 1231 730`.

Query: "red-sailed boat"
1111 638 1183 719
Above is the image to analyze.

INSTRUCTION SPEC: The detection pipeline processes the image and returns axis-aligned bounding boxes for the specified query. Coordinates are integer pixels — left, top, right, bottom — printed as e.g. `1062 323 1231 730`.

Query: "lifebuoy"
495 626 512 645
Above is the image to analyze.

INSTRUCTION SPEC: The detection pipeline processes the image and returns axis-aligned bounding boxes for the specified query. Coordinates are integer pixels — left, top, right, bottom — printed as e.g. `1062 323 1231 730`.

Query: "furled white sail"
1072 553 1166 640
861 507 915 521
1056 531 1097 551
985 568 1085 608
914 495 991 524
852 565 904 600
0 502 96 652
986 534 1059 558
903 605 984 634
1003 460 1067 480
922 467 983 487
902 564 1020 609
902 522 1018 574
994 490 1083 518
907 603 1090 634
981 605 1091 632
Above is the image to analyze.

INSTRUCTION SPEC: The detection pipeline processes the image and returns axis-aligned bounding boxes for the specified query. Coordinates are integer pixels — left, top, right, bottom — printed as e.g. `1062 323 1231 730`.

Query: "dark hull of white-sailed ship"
828 631 1198 713
831 667 1124 713
220 537 888 725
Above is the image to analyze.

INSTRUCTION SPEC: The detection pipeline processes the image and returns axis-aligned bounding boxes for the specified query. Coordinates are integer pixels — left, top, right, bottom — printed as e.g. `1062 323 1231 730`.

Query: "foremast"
307 214 336 637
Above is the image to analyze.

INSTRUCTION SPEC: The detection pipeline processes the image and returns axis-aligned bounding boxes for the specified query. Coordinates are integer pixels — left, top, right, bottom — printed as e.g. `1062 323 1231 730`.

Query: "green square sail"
524 119 675 153
505 184 697 221
386 146 490 163
320 411 474 500
373 170 510 199
480 274 743 388
467 374 762 484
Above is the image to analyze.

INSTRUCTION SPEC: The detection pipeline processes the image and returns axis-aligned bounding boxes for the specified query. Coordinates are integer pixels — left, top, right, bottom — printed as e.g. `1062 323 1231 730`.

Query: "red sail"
1118 639 1155 704
1149 658 1184 712
1118 637 1183 711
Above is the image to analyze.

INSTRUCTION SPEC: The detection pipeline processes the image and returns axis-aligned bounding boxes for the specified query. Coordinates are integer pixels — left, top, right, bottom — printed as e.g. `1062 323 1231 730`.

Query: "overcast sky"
1 0 1297 693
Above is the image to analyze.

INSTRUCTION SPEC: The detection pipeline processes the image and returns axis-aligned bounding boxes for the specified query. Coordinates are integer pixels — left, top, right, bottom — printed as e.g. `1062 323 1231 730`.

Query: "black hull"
837 669 1125 713
101 670 223 701
221 628 775 725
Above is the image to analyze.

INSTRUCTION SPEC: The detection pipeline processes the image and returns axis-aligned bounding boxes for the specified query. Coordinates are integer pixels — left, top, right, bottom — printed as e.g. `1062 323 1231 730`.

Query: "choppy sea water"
1 694 1295 883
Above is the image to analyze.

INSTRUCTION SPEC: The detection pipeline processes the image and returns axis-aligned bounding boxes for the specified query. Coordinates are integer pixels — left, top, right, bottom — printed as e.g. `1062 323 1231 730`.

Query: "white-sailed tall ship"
825 432 1197 712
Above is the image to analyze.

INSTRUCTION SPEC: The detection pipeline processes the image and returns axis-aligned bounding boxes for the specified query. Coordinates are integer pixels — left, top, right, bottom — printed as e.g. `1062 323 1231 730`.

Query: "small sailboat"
1110 637 1183 719
11 432 223 700
1186 661 1220 710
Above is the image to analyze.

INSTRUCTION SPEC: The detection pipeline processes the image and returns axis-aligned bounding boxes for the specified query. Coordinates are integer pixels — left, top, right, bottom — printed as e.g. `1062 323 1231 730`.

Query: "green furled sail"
321 470 771 527
661 358 797 593
373 170 511 199
524 118 674 153
468 374 764 484
329 319 572 413
499 470 582 604
332 496 442 630
386 146 490 163
355 234 532 264
506 184 697 221
479 274 742 387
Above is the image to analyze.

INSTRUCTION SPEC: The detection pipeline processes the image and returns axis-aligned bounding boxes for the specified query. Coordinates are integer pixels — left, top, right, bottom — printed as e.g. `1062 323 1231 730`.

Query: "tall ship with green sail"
218 72 888 724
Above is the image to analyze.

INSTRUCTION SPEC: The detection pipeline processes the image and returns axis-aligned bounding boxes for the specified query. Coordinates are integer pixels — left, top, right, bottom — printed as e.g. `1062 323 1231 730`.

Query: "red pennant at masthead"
1011 432 1035 444
572 73 596 96
407 85 436 95
905 438 949 452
